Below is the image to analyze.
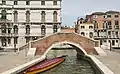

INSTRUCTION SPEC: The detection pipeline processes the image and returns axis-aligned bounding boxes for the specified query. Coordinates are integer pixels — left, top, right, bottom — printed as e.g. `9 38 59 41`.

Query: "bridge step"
27 48 36 59
94 47 107 56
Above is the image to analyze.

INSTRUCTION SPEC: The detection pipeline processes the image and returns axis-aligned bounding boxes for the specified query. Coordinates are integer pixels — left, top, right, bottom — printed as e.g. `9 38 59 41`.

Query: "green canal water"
39 49 96 74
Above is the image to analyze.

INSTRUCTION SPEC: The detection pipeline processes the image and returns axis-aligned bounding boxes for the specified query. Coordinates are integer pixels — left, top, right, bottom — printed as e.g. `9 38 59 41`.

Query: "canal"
39 49 96 74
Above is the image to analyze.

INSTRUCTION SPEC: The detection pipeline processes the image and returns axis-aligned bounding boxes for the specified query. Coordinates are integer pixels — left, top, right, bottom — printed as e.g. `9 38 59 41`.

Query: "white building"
79 23 94 39
0 0 62 49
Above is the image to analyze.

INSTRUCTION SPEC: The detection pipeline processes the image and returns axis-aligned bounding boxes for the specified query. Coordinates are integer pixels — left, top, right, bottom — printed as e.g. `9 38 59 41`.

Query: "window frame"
53 1 57 5
41 25 46 35
107 15 111 18
115 15 119 18
26 1 30 5
112 40 115 46
2 1 6 5
26 25 30 34
14 1 18 5
53 25 58 33
41 1 45 5
89 26 93 29
81 26 85 29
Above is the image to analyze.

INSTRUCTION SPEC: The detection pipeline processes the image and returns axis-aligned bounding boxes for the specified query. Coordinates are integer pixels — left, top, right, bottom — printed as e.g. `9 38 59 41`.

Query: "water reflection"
39 49 95 74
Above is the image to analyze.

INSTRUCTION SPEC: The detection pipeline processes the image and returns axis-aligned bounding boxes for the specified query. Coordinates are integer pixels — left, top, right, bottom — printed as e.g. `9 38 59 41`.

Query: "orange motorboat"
22 55 67 74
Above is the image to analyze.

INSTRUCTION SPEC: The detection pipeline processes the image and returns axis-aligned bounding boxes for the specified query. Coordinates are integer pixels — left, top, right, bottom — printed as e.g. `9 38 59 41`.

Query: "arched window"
26 11 30 23
1 24 6 34
14 11 18 23
13 25 18 34
26 25 30 34
25 37 30 43
89 26 93 29
53 25 57 33
81 32 85 36
94 21 98 30
41 11 45 23
14 37 18 44
1 37 6 46
81 26 85 29
7 23 11 34
41 25 46 36
1 10 6 19
53 11 57 22
89 32 93 38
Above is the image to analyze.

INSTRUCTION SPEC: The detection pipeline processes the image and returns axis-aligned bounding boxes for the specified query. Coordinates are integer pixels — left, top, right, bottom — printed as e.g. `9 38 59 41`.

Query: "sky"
62 0 120 26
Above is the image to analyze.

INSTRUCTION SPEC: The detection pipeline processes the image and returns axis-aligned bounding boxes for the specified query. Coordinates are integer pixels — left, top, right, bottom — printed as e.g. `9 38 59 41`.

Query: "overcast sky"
62 0 120 26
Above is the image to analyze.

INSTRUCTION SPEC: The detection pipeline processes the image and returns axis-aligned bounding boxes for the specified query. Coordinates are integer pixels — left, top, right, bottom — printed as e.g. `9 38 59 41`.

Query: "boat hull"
22 56 65 74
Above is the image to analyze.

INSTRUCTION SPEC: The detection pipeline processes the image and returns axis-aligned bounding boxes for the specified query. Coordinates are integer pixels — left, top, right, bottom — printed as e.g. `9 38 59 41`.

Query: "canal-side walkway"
94 49 120 74
0 50 40 73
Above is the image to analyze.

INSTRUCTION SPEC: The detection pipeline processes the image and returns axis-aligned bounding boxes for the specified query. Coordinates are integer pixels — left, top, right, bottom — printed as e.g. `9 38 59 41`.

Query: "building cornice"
0 8 61 10
0 21 62 24
2 0 62 1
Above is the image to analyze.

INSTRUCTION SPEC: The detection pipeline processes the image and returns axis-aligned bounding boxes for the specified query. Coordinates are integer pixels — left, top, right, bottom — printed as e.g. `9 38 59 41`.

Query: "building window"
103 15 107 18
107 21 112 29
108 21 111 25
41 1 45 5
115 20 119 25
13 25 18 34
1 38 6 46
116 40 118 43
89 32 93 38
8 37 11 44
115 31 118 37
41 25 46 36
103 21 107 29
107 15 111 18
93 21 98 29
53 1 57 5
112 40 115 46
115 15 119 18
1 10 6 19
7 24 11 34
14 37 18 44
26 25 30 34
81 26 85 29
89 26 93 29
14 1 18 5
14 11 18 23
104 40 107 42
8 29 11 34
1 24 6 34
25 37 30 43
53 11 57 22
2 1 6 5
26 11 30 23
81 32 85 36
41 11 46 23
26 1 30 5
53 25 57 33
93 15 97 18
108 31 111 35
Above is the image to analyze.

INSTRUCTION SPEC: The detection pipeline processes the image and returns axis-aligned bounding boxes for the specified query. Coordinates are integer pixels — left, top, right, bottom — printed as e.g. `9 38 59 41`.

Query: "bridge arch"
28 33 99 55
43 41 87 56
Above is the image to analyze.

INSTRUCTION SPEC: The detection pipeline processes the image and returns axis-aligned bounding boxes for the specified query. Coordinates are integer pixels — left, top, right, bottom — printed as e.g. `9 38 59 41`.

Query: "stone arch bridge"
21 33 99 56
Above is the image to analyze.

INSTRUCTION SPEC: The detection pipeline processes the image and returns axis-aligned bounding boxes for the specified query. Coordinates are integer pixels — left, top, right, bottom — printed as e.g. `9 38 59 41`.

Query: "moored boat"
22 55 66 74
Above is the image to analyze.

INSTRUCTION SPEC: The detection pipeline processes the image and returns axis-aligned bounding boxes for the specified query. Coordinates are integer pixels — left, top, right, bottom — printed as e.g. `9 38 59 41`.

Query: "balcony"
108 26 112 29
0 33 12 37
